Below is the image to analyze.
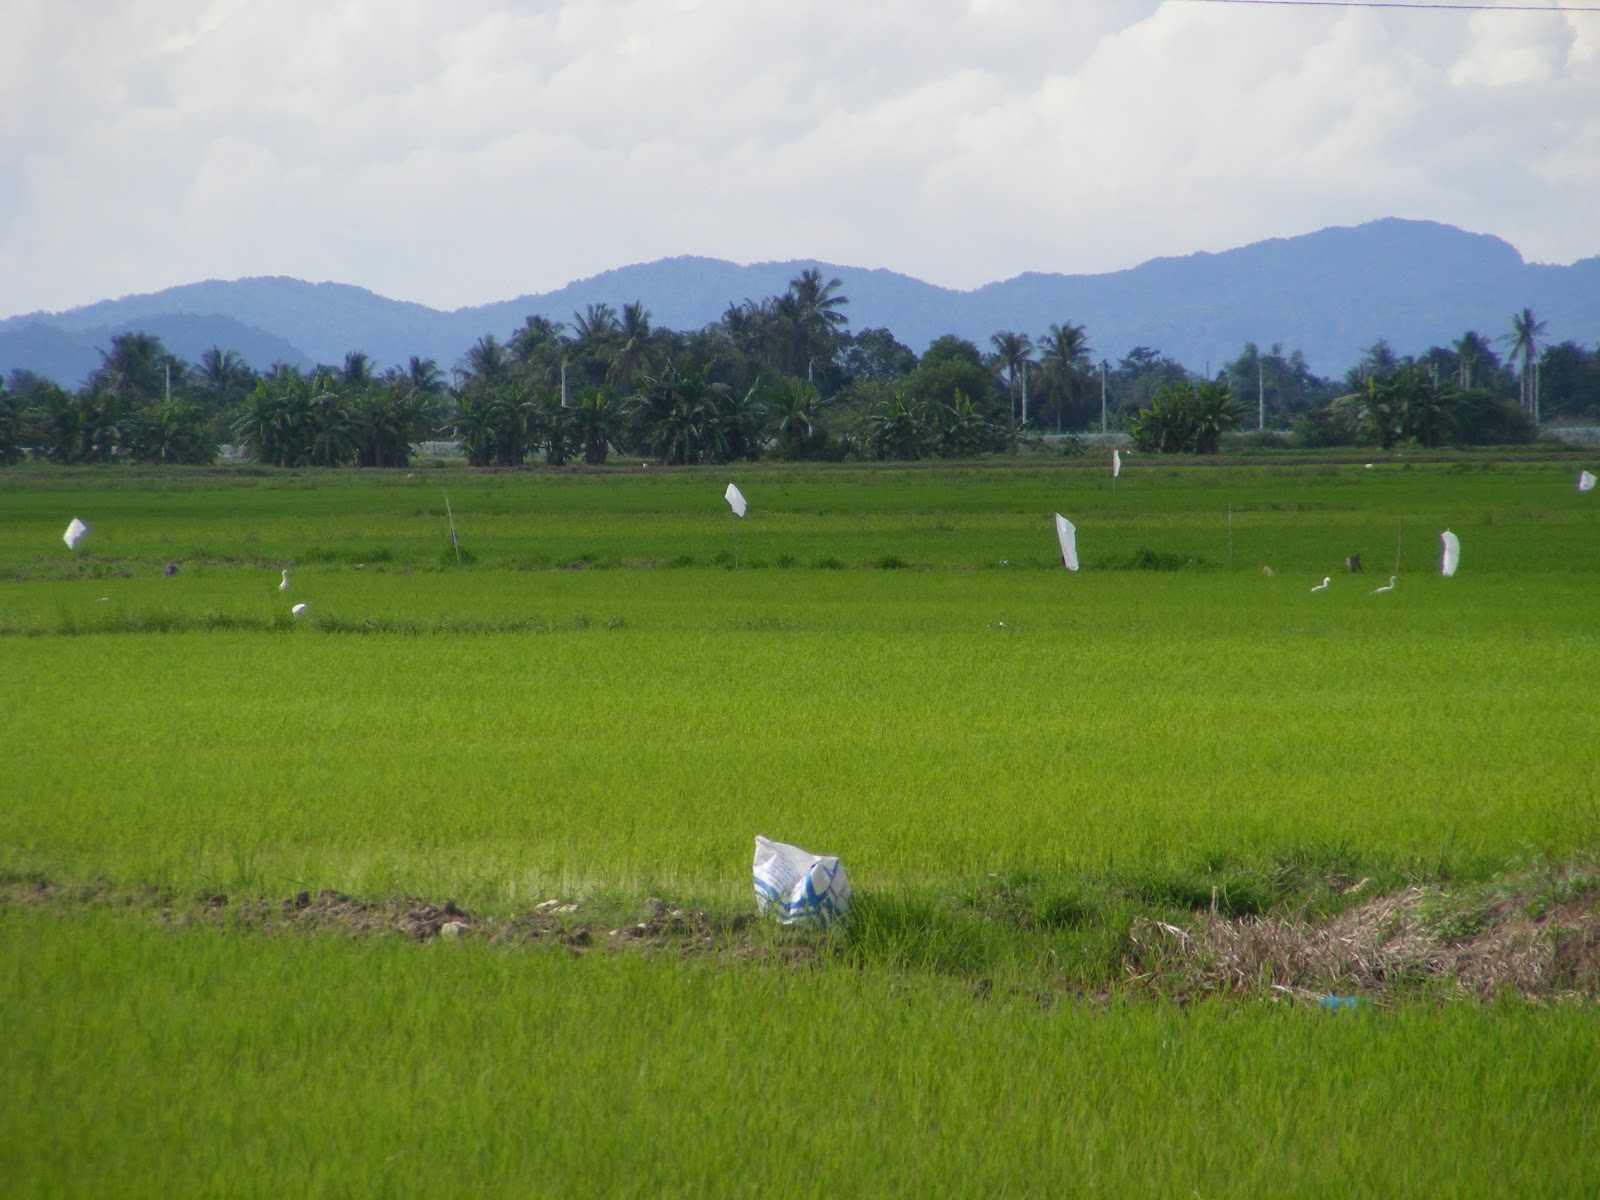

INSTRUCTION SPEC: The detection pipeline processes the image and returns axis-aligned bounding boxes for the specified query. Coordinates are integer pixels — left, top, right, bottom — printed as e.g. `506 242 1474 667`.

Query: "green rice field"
3 455 1598 1195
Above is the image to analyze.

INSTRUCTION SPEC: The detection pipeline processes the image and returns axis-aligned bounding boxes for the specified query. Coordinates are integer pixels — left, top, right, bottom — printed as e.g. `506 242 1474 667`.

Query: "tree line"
1 273 1592 468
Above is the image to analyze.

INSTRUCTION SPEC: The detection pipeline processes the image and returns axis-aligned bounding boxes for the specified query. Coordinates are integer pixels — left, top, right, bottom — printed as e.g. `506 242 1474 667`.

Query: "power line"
1178 1 1600 11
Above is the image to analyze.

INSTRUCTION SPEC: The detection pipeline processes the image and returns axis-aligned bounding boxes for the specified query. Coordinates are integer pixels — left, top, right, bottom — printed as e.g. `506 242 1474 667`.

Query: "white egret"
291 603 308 617
1311 577 1330 593
1372 576 1397 594
63 518 88 550
279 569 290 592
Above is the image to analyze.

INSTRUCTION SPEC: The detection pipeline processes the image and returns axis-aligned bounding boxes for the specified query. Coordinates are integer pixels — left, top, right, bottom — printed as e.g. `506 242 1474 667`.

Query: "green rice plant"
4 906 1599 1198
2 562 1594 904
2 461 1597 1193
6 459 1594 578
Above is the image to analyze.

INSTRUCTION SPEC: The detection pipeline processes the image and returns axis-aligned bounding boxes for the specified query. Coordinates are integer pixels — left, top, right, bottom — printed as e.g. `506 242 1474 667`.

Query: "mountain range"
3 218 1596 390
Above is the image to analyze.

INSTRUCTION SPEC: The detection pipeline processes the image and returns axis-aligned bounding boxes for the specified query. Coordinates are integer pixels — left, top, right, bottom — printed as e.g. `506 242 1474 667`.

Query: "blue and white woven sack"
753 836 852 927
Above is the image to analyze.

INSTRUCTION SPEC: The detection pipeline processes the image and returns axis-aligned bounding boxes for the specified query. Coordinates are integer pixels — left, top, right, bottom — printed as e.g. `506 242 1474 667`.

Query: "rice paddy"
2 455 1597 1195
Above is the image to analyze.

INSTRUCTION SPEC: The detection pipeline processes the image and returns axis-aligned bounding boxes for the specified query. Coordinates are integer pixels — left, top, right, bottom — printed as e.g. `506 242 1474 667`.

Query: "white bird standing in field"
291 602 308 617
1311 577 1330 593
1372 576 1397 595
279 569 290 592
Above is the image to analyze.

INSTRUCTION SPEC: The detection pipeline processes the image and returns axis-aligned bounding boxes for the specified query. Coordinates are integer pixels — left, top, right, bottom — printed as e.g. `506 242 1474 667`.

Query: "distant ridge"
3 219 1596 389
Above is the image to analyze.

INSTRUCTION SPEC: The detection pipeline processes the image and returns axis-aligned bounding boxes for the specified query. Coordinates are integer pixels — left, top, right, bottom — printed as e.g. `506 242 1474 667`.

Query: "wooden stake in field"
442 488 462 567
1395 517 1404 576
725 483 748 569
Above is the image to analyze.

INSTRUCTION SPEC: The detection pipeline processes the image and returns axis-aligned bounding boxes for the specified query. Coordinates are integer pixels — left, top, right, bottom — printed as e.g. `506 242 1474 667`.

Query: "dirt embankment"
7 868 1598 1005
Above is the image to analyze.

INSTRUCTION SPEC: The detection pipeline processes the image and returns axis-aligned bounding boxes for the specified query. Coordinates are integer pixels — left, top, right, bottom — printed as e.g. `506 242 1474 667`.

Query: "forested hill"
4 218 1597 389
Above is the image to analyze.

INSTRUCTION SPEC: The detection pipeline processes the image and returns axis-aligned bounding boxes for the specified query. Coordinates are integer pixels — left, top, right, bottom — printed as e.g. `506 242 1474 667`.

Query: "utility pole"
1020 364 1028 428
1100 360 1108 435
560 359 568 408
1257 360 1264 431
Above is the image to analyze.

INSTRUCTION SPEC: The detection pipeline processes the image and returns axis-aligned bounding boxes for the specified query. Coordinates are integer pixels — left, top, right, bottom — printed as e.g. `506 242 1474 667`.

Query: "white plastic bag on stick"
1580 470 1597 493
1440 529 1460 577
1053 513 1079 571
725 482 748 517
63 518 88 550
753 836 851 926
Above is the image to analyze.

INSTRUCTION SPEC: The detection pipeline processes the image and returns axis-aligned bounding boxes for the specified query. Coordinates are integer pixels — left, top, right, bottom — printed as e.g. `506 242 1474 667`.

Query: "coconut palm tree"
1451 331 1495 391
1506 308 1548 418
39 388 88 464
340 351 376 389
94 331 173 405
457 335 512 390
572 388 617 466
632 359 737 465
1036 321 1092 431
989 331 1034 424
571 303 621 344
604 302 657 392
511 316 566 361
0 383 27 464
194 347 257 413
405 356 445 397
719 299 765 359
786 268 850 381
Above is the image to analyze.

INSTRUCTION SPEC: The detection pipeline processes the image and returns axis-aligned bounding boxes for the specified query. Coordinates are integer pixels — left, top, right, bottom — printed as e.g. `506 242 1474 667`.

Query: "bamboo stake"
442 488 461 567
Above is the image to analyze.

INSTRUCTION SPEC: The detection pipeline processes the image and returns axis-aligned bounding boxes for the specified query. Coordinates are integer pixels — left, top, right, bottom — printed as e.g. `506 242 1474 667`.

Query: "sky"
3 0 1598 318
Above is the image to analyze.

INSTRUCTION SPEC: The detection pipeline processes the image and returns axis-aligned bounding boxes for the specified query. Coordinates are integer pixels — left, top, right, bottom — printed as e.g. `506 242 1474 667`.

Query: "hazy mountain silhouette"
3 218 1595 389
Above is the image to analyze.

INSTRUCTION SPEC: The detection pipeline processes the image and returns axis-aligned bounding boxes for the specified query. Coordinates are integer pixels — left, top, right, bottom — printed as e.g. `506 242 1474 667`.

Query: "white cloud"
1 0 1597 316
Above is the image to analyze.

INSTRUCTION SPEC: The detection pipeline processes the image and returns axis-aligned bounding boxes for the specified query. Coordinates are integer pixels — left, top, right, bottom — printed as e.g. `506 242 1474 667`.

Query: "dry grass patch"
1136 860 1600 1003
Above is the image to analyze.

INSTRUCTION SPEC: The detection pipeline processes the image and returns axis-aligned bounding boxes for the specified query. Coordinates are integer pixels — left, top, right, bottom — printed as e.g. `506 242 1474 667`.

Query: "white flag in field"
1440 529 1460 577
1112 449 1122 478
63 518 88 550
724 482 747 517
1054 513 1079 571
1580 470 1597 493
